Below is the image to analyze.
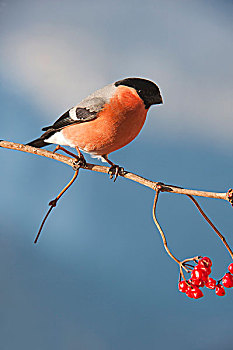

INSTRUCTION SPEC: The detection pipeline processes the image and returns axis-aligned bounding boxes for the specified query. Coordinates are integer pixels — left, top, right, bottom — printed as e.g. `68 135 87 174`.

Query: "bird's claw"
108 165 125 182
73 156 87 170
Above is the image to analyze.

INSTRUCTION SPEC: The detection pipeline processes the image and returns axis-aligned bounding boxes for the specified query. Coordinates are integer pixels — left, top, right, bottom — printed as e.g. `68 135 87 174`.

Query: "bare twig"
1 139 233 275
34 168 80 244
34 205 54 244
187 195 233 259
0 140 231 203
152 187 181 265
152 188 203 282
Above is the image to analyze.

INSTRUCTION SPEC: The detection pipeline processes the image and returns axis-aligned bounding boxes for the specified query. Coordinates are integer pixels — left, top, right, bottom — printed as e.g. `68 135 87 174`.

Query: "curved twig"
152 187 181 265
187 195 233 259
0 140 231 203
1 140 233 263
34 168 80 243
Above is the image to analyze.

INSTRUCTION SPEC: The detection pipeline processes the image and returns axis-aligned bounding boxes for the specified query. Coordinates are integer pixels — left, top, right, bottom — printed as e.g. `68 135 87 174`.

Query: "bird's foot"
52 145 86 169
73 155 87 170
108 164 125 182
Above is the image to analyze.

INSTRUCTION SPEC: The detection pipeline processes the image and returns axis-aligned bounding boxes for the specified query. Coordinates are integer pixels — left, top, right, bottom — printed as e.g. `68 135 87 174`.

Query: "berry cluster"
178 257 233 299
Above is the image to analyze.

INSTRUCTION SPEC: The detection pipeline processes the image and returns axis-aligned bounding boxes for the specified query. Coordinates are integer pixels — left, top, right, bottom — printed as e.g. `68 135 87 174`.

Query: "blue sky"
1 1 233 349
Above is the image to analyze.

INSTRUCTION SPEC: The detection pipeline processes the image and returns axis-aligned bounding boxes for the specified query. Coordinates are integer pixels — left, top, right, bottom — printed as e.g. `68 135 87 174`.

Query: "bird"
27 77 163 180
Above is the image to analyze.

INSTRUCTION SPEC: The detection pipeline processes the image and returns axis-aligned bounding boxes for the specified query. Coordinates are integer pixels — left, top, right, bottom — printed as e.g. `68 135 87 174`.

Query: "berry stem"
153 189 201 282
152 188 181 264
187 195 233 260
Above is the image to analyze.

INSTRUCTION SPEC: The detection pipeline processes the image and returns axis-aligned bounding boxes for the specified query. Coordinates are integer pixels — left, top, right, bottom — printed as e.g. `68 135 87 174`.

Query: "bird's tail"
27 137 51 148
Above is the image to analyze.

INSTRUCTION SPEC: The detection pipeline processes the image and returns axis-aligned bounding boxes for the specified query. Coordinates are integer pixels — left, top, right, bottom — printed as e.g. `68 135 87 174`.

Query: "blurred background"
1 0 233 349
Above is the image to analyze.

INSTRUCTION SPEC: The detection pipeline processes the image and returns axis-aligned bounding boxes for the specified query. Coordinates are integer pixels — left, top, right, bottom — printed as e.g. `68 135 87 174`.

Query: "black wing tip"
42 126 51 131
27 138 49 148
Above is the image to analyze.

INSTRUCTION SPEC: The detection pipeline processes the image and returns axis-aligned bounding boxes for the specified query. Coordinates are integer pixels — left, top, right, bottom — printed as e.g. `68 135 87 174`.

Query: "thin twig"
1 140 233 258
0 140 231 202
0 140 233 260
187 195 233 259
152 187 181 265
34 205 54 244
34 168 79 243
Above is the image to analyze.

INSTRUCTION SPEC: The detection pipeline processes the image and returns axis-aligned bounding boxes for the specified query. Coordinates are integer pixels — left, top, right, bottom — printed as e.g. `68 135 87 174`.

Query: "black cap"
115 77 163 109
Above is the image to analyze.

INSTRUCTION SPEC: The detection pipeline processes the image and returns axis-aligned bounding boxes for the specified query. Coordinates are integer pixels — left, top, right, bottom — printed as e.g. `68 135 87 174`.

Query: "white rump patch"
45 131 75 147
79 150 107 162
89 154 107 162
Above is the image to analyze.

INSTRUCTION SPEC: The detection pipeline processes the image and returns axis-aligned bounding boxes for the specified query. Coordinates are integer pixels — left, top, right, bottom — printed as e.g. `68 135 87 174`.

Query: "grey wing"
42 82 117 133
27 84 117 147
42 97 107 132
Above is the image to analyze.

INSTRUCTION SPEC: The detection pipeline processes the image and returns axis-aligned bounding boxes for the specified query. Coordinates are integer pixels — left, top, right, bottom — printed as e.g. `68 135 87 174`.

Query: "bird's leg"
102 154 125 182
53 145 79 159
52 145 86 168
75 147 86 168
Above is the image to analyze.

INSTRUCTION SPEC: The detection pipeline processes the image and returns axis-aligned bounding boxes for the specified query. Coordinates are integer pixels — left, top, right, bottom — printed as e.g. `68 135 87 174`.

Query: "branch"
2 139 233 299
1 140 232 204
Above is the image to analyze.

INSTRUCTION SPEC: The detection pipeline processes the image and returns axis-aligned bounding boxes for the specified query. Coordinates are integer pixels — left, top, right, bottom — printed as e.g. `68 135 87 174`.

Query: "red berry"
185 285 204 299
191 268 208 282
191 269 200 280
178 281 189 293
199 257 212 268
192 278 205 287
228 263 233 274
200 266 211 276
186 287 194 298
222 273 233 288
187 279 196 287
205 277 216 289
192 286 204 299
215 284 225 296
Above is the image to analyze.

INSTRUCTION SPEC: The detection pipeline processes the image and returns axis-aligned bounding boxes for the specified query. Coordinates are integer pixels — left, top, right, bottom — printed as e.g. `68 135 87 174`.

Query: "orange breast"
62 85 148 155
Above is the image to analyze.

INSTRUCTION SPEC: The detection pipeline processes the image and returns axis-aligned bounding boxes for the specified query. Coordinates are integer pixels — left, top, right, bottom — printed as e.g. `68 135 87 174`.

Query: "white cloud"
0 0 232 148
1 27 108 117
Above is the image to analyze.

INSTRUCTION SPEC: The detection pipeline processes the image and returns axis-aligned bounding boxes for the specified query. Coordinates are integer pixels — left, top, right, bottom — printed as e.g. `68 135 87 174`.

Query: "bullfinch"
27 77 163 179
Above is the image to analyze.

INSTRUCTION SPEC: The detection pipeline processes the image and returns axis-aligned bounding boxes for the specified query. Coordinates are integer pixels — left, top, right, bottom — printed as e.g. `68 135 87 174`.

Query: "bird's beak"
154 94 163 105
159 94 163 104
